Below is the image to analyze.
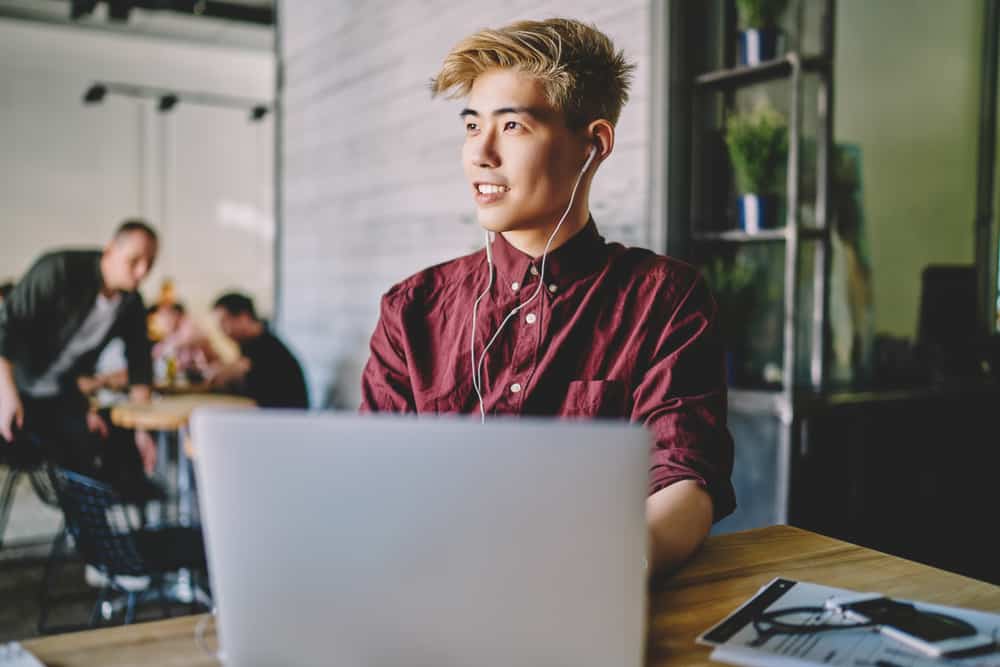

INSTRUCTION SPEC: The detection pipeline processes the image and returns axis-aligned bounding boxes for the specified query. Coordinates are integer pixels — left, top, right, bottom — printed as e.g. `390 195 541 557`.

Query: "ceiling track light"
83 84 107 104
70 0 99 20
82 81 272 122
158 94 179 113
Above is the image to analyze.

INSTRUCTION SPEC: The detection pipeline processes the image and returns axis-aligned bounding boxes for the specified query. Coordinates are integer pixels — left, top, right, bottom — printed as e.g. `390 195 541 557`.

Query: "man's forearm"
646 479 714 576
0 356 17 399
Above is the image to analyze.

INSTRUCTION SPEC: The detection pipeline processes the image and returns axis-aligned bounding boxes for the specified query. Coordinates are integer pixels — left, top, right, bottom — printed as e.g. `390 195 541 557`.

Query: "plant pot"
738 193 782 233
738 28 785 66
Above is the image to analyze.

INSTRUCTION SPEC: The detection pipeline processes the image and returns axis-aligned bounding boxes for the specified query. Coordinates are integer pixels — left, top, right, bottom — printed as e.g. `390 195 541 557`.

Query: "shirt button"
510 382 522 394
511 281 520 291
529 265 539 276
525 313 537 324
548 283 558 293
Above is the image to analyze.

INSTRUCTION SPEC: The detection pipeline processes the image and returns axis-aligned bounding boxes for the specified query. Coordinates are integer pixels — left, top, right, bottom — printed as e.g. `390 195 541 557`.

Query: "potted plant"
725 102 788 232
735 0 790 65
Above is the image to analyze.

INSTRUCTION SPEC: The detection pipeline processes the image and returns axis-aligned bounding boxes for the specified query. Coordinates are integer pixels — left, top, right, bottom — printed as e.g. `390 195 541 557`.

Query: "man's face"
212 307 241 341
103 231 157 292
461 69 589 234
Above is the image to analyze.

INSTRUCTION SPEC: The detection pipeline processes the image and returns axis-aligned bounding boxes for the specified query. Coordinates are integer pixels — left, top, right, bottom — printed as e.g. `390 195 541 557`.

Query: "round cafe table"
109 393 255 607
111 393 255 431
111 393 256 521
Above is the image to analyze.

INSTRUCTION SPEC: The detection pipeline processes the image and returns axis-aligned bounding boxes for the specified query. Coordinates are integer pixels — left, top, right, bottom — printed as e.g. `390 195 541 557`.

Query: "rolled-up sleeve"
632 274 736 522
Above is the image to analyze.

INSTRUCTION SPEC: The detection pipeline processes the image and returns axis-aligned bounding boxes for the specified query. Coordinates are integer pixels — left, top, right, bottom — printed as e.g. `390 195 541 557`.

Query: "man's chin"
476 211 527 234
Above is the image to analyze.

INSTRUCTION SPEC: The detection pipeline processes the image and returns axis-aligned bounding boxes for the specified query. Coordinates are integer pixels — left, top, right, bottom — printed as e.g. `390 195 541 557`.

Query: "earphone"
469 143 598 422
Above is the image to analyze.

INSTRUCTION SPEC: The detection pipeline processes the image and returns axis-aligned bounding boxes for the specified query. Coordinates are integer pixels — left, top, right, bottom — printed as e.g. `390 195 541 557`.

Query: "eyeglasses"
752 605 975 639
752 606 876 637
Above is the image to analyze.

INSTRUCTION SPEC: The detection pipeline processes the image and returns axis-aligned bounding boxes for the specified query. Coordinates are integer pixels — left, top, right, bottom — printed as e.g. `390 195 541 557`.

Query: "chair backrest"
27 468 59 508
50 467 148 578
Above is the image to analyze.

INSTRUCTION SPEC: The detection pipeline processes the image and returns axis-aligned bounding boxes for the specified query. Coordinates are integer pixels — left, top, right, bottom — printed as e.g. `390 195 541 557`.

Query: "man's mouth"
474 182 509 205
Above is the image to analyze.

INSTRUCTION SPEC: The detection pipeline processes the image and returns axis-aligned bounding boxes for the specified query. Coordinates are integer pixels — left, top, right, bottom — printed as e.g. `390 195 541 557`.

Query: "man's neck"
97 255 117 297
500 206 591 258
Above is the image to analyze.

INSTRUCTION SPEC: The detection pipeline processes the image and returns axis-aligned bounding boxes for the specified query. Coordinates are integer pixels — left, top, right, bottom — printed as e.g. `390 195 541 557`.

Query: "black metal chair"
0 432 59 551
45 466 210 628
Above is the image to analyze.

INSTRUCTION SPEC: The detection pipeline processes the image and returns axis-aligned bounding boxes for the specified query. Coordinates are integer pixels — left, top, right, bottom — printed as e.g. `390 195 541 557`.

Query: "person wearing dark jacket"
0 220 161 499
208 292 309 409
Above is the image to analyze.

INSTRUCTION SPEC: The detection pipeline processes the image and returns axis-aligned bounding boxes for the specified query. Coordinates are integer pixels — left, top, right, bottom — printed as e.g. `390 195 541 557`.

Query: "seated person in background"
0 220 162 500
150 302 218 383
207 292 309 408
360 18 735 576
77 338 129 398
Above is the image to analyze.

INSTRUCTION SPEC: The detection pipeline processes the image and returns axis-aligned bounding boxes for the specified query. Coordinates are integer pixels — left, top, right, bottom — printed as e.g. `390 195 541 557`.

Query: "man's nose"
470 132 500 169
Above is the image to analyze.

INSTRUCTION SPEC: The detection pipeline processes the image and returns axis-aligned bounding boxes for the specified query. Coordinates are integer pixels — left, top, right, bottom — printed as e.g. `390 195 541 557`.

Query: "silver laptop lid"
191 410 649 667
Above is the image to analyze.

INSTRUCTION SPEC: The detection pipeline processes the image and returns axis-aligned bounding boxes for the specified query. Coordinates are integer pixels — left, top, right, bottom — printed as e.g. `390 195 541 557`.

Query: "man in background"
0 220 161 499
208 292 309 409
151 301 218 383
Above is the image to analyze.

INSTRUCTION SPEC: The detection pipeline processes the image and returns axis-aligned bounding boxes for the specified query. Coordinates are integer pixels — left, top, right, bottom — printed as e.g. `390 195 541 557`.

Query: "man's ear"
586 119 615 162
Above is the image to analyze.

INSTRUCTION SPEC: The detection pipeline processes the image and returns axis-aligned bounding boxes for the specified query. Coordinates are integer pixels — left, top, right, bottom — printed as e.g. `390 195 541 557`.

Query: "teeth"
477 184 508 195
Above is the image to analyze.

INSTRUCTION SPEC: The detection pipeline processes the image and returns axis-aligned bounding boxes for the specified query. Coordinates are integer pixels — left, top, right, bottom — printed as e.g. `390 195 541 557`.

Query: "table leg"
177 425 196 526
145 430 175 527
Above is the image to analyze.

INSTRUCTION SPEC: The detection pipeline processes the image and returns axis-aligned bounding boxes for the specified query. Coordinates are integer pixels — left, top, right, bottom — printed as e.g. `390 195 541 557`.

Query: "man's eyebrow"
458 106 541 119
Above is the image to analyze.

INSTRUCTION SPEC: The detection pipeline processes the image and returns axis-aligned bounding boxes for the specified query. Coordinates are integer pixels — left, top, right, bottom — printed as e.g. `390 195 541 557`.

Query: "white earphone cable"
469 147 597 422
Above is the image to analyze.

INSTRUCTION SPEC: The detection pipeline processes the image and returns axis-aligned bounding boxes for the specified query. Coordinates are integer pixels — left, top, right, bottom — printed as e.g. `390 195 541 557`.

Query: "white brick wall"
280 1 654 408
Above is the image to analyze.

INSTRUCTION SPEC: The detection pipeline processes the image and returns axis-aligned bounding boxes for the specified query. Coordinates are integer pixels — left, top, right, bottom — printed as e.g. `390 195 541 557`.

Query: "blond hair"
431 18 635 129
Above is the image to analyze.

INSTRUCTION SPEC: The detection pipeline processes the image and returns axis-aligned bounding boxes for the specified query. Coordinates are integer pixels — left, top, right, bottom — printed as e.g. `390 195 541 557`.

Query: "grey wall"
279 1 655 408
835 0 983 339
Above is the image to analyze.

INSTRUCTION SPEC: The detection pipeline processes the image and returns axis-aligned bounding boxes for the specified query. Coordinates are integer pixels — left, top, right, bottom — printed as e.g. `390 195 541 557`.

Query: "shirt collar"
489 218 607 293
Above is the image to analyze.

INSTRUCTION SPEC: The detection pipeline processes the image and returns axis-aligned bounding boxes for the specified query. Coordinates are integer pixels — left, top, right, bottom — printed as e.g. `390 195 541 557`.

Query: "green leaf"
735 0 790 28
725 102 788 195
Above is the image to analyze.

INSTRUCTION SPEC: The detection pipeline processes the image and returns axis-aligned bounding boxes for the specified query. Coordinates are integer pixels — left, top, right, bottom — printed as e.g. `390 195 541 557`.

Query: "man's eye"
503 121 521 131
465 122 478 133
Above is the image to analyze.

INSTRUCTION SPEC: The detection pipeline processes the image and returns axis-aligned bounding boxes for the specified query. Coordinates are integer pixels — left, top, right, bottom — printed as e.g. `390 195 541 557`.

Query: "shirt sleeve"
359 292 416 413
0 253 57 361
122 295 154 387
631 273 737 522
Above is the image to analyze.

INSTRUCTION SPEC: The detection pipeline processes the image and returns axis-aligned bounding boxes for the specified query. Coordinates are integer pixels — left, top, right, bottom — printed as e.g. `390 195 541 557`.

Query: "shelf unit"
687 0 837 523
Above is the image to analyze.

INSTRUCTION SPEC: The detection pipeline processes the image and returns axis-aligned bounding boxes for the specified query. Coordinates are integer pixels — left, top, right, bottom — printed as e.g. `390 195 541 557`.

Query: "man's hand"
206 358 251 390
0 390 23 444
85 410 109 439
129 384 152 404
134 429 157 475
77 375 103 395
0 357 23 443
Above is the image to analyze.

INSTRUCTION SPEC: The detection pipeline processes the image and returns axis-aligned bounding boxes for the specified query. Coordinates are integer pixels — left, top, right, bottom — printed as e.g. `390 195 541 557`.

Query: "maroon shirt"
360 220 736 520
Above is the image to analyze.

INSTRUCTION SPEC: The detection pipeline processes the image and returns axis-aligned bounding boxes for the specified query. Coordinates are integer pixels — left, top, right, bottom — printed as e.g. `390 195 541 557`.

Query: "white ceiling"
0 0 274 51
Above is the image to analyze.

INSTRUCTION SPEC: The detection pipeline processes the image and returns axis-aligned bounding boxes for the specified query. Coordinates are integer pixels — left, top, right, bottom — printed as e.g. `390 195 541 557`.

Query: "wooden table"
110 394 255 520
107 393 256 610
20 525 1000 666
110 394 256 433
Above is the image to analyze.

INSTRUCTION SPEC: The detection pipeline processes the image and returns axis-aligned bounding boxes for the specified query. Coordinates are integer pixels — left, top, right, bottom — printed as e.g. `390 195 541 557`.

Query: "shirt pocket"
562 380 629 418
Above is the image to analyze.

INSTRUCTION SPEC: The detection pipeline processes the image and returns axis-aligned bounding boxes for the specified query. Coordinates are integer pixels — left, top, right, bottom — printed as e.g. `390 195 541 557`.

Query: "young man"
0 220 160 497
208 292 309 409
360 18 735 575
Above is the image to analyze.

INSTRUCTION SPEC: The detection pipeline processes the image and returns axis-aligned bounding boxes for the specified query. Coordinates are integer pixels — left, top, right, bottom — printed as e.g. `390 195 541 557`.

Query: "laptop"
191 410 649 667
